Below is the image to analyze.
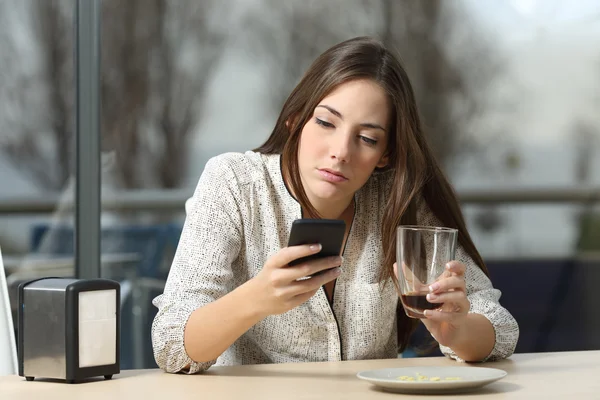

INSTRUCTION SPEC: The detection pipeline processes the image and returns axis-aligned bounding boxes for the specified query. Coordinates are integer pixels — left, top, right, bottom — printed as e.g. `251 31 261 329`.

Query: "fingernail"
424 310 431 317
426 293 437 301
429 283 440 292
310 244 321 251
333 267 341 276
445 262 452 270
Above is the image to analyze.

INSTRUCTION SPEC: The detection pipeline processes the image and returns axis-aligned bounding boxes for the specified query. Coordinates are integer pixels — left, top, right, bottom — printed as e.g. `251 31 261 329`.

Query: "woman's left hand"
420 261 470 348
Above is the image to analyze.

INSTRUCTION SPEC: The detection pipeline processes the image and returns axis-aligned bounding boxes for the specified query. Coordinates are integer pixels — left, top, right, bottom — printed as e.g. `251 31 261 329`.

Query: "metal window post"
75 0 102 279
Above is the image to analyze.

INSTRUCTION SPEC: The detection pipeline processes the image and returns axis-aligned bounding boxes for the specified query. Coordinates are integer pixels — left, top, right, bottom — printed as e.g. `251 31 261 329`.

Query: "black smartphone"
287 218 346 267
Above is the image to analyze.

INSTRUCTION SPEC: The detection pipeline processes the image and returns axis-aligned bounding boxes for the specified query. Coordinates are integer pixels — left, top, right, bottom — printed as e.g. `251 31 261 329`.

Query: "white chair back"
0 247 18 376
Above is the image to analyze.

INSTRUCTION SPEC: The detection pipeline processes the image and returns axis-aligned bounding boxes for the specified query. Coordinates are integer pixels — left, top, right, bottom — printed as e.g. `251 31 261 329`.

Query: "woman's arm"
183 246 341 363
441 313 495 361
460 260 520 362
416 201 519 362
437 256 519 362
152 155 342 373
151 156 244 374
419 260 500 361
182 279 264 363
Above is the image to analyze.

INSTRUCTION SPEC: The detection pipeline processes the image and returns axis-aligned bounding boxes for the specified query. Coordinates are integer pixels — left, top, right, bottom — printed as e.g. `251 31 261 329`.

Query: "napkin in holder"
18 278 120 383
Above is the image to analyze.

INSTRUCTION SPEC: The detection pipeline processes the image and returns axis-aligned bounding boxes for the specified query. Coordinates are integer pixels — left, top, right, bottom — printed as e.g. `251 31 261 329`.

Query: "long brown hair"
255 36 488 352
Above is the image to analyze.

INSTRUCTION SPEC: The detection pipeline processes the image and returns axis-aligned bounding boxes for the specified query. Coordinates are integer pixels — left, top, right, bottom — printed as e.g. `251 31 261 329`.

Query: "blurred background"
0 0 599 368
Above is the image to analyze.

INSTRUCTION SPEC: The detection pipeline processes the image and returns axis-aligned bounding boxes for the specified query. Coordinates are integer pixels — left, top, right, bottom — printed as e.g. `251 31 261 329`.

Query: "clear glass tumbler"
396 225 458 318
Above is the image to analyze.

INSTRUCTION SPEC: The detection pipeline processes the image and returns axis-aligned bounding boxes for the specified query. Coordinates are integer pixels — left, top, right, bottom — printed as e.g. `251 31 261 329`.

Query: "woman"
151 36 519 374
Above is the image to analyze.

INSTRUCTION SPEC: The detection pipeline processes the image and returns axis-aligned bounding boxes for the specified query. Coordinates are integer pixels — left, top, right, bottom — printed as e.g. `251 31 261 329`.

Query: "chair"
0 247 18 376
488 257 600 353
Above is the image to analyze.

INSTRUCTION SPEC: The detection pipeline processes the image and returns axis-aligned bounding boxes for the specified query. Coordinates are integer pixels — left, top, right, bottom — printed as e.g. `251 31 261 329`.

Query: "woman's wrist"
239 278 271 321
447 313 495 361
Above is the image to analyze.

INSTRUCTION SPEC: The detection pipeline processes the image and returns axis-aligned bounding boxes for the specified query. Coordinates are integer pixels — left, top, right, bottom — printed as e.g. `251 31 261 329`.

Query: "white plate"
357 366 507 394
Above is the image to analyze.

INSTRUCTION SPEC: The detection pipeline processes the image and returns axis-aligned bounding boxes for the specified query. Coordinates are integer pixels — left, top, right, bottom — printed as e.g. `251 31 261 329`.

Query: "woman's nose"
329 134 351 163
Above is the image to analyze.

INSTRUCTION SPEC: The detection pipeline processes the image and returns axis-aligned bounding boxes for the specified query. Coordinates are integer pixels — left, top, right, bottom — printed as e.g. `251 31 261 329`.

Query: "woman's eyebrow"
316 104 386 132
317 104 343 119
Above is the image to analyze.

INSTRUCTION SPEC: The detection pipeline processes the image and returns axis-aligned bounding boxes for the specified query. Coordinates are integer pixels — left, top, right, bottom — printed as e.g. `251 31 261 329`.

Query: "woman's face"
297 79 390 208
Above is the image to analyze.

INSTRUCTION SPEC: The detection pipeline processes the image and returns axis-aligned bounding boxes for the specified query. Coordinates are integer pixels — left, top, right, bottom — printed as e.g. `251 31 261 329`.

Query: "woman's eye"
315 118 334 128
360 136 377 146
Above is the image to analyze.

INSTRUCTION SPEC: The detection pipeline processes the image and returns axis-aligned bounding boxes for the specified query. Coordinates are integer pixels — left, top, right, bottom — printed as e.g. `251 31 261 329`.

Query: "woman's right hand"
250 244 342 317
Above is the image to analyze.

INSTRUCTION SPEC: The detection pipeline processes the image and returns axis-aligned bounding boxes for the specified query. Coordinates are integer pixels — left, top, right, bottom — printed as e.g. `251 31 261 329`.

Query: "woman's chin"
311 187 349 203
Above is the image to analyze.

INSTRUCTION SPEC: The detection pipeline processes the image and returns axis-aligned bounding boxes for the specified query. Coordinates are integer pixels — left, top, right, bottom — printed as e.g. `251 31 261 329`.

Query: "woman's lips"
318 168 348 183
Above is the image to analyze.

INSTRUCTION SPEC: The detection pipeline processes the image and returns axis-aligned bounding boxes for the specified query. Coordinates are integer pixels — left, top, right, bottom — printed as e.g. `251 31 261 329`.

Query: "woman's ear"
285 114 300 132
376 154 389 169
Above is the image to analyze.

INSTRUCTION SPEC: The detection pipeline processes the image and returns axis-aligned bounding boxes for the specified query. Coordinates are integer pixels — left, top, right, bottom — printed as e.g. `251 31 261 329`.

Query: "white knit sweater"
151 151 519 374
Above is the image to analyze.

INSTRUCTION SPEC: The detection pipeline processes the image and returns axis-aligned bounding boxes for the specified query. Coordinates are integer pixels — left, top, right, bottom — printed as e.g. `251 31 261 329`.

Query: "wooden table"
1 351 598 399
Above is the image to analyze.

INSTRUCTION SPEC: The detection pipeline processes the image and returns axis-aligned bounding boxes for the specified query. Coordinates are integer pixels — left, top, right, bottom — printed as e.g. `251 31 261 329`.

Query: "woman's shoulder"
202 151 274 186
365 169 426 204
363 168 394 195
